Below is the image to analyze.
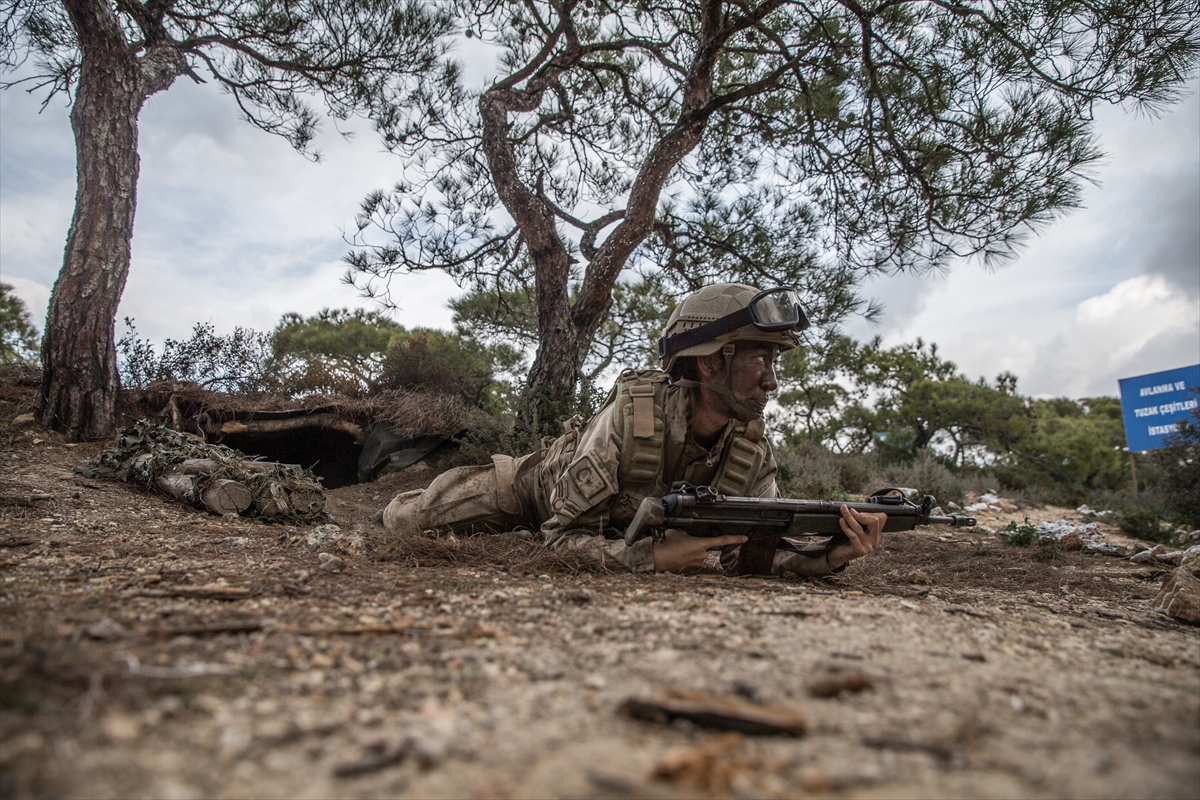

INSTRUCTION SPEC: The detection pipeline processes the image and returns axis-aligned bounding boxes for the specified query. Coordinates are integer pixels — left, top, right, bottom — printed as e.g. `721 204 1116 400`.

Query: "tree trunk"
38 0 183 440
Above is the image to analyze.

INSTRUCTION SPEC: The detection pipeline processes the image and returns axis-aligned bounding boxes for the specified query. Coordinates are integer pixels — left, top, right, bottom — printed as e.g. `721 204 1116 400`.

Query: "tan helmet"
659 283 807 373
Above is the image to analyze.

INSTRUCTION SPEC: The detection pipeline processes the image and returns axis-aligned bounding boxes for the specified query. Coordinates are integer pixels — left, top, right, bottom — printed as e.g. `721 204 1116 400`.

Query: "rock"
406 734 448 769
996 499 1019 512
1152 568 1200 624
566 588 595 604
1036 520 1104 550
807 671 874 698
1082 542 1129 557
979 491 999 505
317 553 345 572
85 618 130 640
11 412 36 427
1059 530 1085 551
306 524 342 550
1132 545 1168 564
1177 530 1200 546
334 532 367 555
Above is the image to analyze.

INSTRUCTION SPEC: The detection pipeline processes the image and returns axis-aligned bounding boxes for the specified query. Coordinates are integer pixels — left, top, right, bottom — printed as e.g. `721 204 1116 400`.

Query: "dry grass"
119 381 484 440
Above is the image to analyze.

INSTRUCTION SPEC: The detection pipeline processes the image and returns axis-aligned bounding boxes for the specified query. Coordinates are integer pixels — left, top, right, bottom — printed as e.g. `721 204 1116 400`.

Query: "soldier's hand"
653 529 748 573
827 505 885 570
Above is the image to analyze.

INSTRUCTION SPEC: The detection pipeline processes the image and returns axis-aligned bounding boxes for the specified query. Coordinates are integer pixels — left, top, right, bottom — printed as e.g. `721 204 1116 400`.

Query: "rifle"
624 484 976 575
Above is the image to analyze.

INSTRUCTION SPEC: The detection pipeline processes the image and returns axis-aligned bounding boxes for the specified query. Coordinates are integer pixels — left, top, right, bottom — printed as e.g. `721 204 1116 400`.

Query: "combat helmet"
659 284 809 374
658 284 810 421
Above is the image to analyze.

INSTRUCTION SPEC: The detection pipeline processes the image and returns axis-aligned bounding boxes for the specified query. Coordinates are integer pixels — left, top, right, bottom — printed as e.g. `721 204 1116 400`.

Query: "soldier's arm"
538 398 661 570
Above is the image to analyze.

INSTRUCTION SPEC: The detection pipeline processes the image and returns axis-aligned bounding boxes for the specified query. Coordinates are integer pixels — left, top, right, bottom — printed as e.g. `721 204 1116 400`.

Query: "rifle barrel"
625 489 976 545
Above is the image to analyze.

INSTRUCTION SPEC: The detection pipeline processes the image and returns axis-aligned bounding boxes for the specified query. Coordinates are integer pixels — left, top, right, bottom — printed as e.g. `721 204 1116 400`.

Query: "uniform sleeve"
536 399 658 571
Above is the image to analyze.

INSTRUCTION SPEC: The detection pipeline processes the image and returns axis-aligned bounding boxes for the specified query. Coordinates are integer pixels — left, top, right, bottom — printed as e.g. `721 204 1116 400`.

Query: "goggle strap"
658 306 755 359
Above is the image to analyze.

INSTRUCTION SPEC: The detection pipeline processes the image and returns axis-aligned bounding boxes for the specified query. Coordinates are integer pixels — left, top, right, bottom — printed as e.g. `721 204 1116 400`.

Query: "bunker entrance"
219 427 363 489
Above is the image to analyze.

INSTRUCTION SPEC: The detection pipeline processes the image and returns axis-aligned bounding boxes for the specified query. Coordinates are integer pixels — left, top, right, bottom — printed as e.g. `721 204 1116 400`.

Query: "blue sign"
1118 365 1200 452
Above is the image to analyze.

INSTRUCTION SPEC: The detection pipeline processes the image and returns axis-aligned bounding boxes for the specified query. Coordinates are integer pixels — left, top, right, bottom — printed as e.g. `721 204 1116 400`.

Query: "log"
289 487 326 516
214 414 364 442
178 458 220 475
253 482 291 517
201 479 252 515
155 473 197 501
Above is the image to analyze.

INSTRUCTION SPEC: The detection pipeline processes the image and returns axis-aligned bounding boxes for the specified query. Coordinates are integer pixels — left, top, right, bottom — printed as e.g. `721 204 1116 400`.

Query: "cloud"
1023 275 1200 397
2 276 51 331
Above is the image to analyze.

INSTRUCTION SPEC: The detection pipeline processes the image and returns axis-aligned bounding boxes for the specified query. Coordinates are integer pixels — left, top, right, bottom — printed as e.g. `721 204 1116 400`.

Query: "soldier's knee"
382 489 424 535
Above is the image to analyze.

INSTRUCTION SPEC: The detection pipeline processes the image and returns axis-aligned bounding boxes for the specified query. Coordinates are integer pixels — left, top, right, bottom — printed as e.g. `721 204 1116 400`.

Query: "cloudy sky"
1 59 1197 400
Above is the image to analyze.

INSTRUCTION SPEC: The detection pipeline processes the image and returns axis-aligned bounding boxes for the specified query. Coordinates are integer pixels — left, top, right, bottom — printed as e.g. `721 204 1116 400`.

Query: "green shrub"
775 442 872 499
872 450 967 506
1004 516 1039 547
1150 400 1200 527
1107 494 1178 544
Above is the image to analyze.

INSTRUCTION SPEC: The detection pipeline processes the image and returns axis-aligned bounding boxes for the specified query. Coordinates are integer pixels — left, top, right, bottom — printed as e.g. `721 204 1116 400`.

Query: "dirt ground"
1 413 1198 798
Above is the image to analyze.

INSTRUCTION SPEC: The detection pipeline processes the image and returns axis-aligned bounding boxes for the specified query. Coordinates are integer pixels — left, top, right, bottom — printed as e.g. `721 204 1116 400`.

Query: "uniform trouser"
381 452 546 536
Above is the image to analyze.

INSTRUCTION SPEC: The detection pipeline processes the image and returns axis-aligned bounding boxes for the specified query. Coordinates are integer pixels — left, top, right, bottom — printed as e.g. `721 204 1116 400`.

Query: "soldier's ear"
697 352 725 380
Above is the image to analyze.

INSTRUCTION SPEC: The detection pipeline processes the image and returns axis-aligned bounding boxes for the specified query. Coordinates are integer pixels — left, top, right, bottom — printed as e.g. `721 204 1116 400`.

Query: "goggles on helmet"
658 287 810 360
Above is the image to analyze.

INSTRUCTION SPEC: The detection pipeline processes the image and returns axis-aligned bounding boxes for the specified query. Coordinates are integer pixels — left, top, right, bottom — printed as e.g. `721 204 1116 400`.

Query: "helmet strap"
673 343 761 423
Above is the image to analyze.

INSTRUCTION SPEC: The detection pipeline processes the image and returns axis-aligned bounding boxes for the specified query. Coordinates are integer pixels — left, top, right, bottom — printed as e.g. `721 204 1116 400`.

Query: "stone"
1037 520 1104 550
317 553 345 572
1082 542 1128 557
1152 567 1200 624
334 532 367 555
566 588 595 604
85 618 130 640
1132 545 1168 564
306 524 342 550
11 412 36 426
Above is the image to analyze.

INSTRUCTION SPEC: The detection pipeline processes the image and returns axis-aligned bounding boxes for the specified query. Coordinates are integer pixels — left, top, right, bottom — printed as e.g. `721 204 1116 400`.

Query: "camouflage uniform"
382 368 835 577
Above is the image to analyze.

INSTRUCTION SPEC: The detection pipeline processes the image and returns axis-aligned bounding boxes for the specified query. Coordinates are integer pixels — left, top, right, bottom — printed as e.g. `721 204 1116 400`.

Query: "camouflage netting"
78 421 327 523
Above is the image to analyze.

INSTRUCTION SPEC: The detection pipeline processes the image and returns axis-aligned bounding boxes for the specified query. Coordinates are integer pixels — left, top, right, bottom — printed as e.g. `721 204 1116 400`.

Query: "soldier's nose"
762 365 777 392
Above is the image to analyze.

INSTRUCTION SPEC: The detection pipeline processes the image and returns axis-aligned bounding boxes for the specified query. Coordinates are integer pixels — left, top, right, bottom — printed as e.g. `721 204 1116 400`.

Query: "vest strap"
629 383 656 438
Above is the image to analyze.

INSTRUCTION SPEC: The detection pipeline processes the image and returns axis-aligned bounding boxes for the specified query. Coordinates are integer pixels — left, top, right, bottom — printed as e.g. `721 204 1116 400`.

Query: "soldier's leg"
381 453 542 536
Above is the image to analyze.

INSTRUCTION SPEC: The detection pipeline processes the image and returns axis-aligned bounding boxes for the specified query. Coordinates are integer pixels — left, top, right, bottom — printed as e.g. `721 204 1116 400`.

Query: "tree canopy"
346 0 1199 428
0 283 40 366
2 0 452 155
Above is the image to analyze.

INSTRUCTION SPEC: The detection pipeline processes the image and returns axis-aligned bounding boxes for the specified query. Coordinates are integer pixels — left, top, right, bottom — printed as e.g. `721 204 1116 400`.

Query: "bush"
1004 516 1038 546
775 442 873 500
872 450 968 506
1150 400 1200 527
1106 493 1178 545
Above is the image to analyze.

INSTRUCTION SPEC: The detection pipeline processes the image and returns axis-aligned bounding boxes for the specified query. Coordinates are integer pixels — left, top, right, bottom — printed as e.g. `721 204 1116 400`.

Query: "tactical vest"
604 368 771 527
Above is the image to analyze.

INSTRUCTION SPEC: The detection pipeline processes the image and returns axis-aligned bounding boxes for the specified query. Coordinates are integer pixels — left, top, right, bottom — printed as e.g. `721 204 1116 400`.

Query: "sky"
1 57 1197 400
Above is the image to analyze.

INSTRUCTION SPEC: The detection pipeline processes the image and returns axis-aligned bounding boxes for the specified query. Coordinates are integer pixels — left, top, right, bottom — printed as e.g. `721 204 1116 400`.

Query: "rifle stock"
624 485 976 575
